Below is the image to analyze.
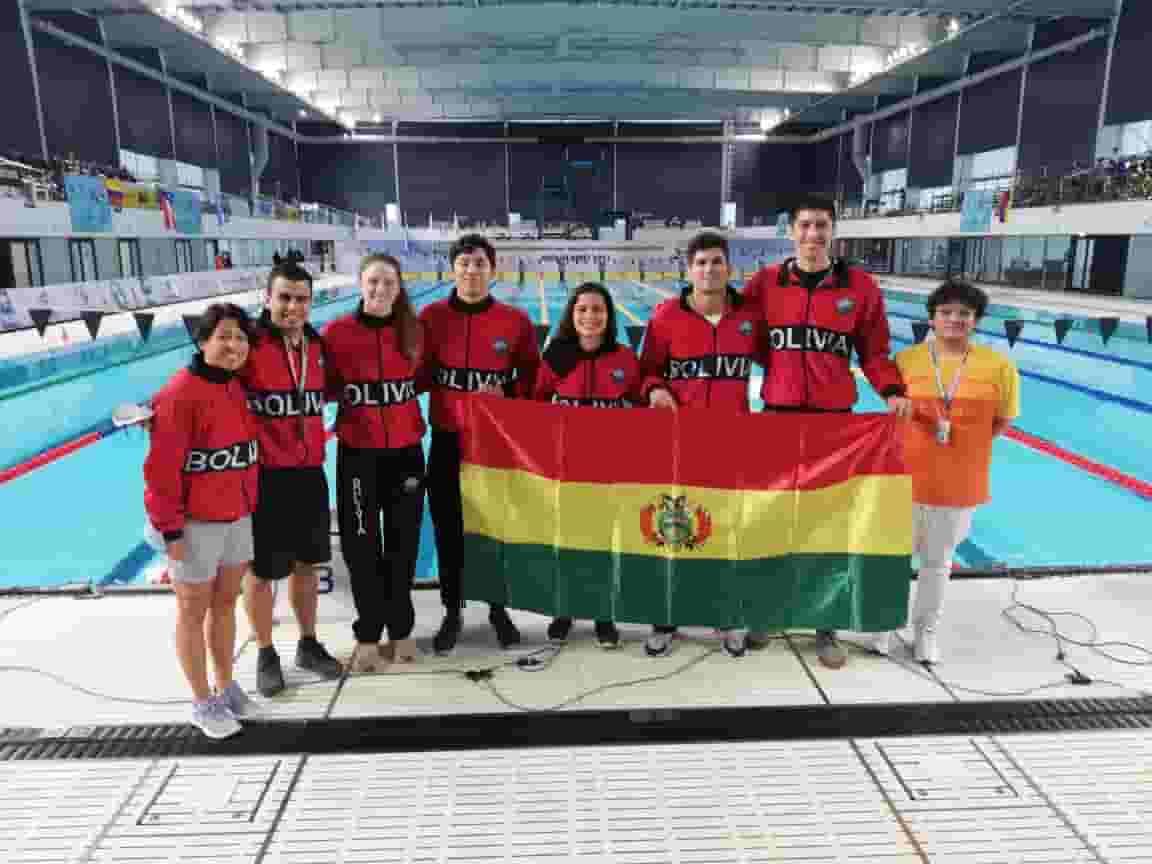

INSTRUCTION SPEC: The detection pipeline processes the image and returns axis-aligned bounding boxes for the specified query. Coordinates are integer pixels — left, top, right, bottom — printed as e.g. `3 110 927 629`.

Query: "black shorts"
252 466 332 581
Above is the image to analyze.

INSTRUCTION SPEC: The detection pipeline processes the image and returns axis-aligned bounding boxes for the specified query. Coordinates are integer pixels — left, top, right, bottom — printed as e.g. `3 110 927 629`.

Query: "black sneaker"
547 617 573 644
433 613 462 656
595 621 621 650
489 605 521 649
295 637 344 679
256 645 285 697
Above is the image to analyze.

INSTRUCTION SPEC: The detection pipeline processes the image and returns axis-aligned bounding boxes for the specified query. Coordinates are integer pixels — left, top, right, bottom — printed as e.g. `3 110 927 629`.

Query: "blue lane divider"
887 309 1152 372
889 332 1152 415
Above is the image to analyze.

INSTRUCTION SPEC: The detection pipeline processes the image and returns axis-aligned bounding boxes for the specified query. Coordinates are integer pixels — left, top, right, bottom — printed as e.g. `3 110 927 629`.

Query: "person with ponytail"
322 254 427 673
534 282 640 648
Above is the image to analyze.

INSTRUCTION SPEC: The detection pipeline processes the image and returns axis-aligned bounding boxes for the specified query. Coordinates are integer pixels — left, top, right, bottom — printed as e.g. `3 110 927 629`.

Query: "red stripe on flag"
1005 426 1152 500
0 430 106 486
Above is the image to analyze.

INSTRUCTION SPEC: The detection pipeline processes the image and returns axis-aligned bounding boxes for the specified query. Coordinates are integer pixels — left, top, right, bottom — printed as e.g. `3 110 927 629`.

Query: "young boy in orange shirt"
881 280 1020 664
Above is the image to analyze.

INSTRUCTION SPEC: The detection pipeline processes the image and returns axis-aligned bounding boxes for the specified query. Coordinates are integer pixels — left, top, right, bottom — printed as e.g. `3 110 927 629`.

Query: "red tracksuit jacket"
419 293 540 431
144 355 259 540
322 304 426 450
534 342 641 407
743 258 904 410
237 315 327 468
638 286 762 411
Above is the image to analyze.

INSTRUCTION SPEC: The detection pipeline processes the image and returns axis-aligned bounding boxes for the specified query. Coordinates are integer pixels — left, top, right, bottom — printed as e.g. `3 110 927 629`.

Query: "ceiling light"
298 109 308 117
947 18 961 37
373 113 382 123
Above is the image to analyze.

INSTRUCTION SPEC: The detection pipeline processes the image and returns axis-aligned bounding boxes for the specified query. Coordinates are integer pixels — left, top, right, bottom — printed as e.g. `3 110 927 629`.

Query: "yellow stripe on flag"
461 465 911 559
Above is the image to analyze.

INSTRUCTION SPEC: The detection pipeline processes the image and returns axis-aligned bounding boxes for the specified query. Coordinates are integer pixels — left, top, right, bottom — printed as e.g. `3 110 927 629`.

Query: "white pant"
911 503 975 628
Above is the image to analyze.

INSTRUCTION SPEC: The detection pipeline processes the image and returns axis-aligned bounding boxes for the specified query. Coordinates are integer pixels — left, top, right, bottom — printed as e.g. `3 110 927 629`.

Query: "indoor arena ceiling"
24 0 1121 135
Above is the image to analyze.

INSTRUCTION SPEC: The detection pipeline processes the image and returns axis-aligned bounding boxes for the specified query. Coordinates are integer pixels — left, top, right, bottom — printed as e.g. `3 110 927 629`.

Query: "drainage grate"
1 698 1151 761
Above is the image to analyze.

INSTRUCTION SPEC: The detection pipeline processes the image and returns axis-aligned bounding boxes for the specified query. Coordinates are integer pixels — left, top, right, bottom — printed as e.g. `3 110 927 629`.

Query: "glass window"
1120 121 1152 159
971 146 1017 181
69 239 97 282
903 238 947 276
976 237 1003 283
1042 236 1072 291
118 239 141 278
174 239 193 273
9 240 42 288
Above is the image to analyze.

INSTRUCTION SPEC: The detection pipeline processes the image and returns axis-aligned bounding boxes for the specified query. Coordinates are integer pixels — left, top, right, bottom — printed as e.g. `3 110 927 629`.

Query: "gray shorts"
170 516 254 585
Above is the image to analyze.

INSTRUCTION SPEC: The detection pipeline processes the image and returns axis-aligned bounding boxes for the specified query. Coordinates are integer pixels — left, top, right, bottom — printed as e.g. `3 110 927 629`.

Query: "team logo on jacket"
611 368 625 382
640 494 712 551
184 440 259 473
493 338 509 354
836 298 855 314
739 321 753 336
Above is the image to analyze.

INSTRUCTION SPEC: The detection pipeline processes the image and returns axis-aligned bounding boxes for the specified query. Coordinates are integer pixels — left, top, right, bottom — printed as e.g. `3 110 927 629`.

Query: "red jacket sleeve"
854 275 905 399
638 315 673 402
143 389 195 540
319 325 344 402
533 359 558 402
742 272 772 369
513 314 541 398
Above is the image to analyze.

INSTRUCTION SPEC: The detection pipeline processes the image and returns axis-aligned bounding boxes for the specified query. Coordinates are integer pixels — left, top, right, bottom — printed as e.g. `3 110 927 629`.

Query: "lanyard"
283 330 308 399
928 342 968 415
283 331 309 449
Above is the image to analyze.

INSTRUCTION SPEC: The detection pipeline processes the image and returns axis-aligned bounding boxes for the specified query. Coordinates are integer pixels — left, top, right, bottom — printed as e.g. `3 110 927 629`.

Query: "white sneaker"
217 681 261 718
645 632 675 658
867 631 894 657
191 696 242 740
915 624 940 664
350 642 386 675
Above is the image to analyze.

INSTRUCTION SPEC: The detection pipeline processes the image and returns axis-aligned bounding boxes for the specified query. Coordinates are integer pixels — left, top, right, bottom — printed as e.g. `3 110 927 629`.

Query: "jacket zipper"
231 378 255 516
801 281 813 408
587 356 594 401
378 329 389 448
284 338 308 464
707 321 718 407
464 314 473 398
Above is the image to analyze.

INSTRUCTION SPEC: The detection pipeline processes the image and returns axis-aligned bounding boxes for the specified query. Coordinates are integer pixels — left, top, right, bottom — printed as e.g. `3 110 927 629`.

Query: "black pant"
427 427 466 611
336 443 425 644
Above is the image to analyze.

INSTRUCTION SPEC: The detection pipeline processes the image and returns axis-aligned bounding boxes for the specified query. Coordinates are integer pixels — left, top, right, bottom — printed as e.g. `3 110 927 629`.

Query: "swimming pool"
2 276 1151 590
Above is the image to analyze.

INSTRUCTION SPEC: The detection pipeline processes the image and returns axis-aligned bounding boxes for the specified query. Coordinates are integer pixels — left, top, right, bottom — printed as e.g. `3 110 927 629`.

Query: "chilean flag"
159 189 176 230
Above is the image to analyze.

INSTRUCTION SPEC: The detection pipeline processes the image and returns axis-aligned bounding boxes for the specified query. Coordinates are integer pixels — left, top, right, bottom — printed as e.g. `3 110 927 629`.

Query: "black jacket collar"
449 291 495 315
777 256 849 289
190 352 234 383
679 284 744 314
257 309 320 341
356 301 395 329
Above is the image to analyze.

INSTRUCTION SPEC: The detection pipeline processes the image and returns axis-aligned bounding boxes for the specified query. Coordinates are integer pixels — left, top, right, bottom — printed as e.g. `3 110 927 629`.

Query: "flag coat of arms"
459 399 913 631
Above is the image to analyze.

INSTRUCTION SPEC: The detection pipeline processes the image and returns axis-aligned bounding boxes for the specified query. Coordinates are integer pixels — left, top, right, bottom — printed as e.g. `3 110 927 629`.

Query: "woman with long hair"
144 303 260 739
534 282 641 648
323 254 427 673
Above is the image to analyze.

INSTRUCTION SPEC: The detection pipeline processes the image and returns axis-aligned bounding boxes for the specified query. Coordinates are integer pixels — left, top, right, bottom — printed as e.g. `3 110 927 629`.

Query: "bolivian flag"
460 399 912 631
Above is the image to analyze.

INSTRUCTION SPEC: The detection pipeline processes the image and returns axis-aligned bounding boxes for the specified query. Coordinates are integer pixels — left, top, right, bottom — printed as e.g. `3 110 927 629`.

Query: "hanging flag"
625 325 645 352
534 324 550 350
1146 316 1152 344
1099 317 1119 345
996 189 1011 223
458 400 911 631
1003 320 1023 348
911 321 930 343
81 311 104 341
133 312 155 342
29 308 52 338
159 189 176 230
1054 318 1073 345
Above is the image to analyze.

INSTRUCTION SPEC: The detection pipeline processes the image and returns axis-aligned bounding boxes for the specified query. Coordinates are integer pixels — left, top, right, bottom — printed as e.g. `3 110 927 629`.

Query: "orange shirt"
897 341 1020 507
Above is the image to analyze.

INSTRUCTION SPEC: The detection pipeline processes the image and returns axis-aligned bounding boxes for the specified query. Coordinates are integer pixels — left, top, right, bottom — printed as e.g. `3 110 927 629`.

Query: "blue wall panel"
956 69 1022 155
0 1 43 159
113 64 173 159
171 89 216 169
1104 2 1152 125
398 143 506 226
32 28 117 164
615 143 720 224
215 109 250 196
298 142 396 216
1018 39 1107 176
908 93 959 188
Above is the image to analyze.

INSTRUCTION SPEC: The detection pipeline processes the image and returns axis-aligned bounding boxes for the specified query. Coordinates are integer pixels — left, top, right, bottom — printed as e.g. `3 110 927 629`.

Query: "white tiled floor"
7 735 1152 863
0 576 1148 729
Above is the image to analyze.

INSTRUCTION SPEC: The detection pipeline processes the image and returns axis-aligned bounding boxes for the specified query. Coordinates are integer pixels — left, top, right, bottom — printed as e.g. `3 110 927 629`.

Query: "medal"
929 343 967 447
